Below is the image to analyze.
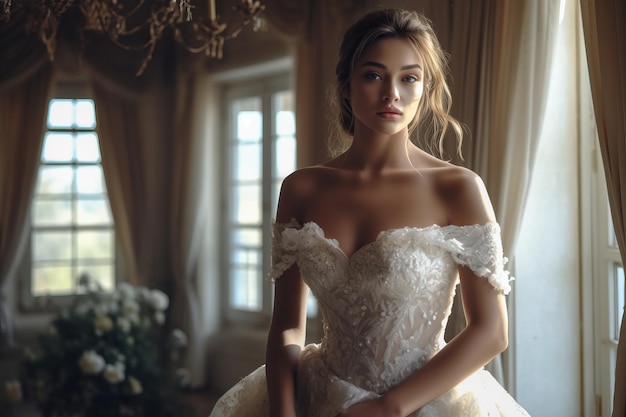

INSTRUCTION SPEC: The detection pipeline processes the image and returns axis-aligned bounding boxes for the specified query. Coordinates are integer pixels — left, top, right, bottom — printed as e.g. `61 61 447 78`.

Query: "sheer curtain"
167 71 212 387
580 1 626 415
431 0 559 386
482 0 560 391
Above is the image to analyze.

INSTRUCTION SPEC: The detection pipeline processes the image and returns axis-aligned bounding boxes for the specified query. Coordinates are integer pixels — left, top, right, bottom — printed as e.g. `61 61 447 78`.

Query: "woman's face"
347 37 424 137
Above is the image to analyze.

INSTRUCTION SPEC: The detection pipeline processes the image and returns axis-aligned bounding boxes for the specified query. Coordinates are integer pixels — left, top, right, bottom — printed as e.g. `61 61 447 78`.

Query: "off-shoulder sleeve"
268 218 301 282
442 223 513 294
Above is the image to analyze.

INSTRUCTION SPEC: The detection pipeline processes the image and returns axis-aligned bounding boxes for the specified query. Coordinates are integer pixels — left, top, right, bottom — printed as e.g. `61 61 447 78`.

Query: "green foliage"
20 277 185 417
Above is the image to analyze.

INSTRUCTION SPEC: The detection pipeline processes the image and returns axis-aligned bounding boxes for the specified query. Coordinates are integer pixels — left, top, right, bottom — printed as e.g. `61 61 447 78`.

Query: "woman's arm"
338 170 509 417
266 266 310 417
266 174 310 417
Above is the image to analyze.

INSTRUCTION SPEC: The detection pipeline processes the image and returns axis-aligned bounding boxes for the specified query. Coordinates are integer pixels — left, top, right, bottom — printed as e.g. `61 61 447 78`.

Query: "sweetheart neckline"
287 220 499 261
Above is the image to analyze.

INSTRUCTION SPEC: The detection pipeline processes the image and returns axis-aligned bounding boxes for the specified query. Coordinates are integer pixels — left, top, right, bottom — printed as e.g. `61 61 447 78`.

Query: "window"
223 76 298 321
27 96 115 300
593 162 624 416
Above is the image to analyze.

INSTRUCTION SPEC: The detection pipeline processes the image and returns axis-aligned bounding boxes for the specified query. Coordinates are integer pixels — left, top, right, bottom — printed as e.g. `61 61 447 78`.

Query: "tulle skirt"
208 344 530 417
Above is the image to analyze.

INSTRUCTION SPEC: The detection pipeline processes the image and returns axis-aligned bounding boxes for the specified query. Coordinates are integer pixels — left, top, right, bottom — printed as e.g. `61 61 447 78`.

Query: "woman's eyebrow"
360 61 423 70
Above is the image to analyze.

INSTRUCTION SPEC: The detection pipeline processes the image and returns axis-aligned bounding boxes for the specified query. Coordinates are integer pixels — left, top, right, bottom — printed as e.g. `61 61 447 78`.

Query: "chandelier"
1 0 266 75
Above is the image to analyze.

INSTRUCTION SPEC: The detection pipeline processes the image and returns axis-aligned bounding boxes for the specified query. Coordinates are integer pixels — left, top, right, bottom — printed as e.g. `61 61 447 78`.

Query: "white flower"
103 362 125 384
127 376 143 394
170 328 188 347
93 303 110 316
102 291 119 303
78 351 105 374
117 282 136 300
121 299 140 316
106 301 119 314
116 316 131 333
74 300 95 316
154 311 165 325
127 313 140 324
94 315 114 335
137 286 151 300
148 289 169 311
5 380 22 403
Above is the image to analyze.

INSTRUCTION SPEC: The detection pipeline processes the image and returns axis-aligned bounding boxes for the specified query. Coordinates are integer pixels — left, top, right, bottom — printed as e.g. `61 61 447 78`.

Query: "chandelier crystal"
1 0 266 75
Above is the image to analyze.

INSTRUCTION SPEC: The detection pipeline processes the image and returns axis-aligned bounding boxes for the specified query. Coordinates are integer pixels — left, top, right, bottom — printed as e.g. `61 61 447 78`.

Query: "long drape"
90 81 146 286
580 1 626 415
429 0 559 387
168 71 212 387
0 64 54 347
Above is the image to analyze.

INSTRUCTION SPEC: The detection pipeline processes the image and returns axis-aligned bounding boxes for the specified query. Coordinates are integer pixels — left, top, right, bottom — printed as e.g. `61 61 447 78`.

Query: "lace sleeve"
268 218 301 282
443 223 513 295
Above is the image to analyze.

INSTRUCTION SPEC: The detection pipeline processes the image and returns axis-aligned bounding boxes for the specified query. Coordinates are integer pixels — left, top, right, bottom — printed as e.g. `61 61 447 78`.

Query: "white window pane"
77 230 113 260
76 166 105 194
307 293 318 318
75 100 96 128
237 111 262 142
232 228 262 246
76 133 100 162
33 231 72 261
47 99 73 128
36 166 73 194
32 264 73 295
276 110 295 136
616 265 625 340
230 247 262 311
233 184 261 224
42 133 73 162
76 198 112 225
234 143 262 181
275 136 296 178
33 199 72 226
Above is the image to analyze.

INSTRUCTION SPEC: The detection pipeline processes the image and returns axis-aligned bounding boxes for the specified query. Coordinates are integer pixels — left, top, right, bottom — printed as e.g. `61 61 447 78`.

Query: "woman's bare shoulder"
425 164 496 226
276 165 342 222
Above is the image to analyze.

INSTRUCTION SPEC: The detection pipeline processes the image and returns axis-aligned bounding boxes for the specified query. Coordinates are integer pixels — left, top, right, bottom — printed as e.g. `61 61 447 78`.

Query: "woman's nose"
382 80 400 102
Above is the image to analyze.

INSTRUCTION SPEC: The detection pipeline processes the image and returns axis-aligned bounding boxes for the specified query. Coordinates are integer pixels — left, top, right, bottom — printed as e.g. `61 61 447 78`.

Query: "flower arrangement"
15 275 187 417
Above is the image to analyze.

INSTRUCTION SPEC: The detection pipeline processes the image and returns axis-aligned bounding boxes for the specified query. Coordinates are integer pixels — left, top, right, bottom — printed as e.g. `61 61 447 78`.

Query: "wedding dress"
209 220 530 417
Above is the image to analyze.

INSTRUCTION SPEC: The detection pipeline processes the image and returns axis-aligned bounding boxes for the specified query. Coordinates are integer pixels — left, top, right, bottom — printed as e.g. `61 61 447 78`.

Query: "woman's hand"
335 397 402 417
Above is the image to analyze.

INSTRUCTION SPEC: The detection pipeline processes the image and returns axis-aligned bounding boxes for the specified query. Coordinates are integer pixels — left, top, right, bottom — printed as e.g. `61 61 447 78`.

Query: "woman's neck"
337 129 416 174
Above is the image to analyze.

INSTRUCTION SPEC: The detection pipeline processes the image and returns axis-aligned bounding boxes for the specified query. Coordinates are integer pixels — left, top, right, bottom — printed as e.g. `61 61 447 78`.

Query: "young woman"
210 8 530 417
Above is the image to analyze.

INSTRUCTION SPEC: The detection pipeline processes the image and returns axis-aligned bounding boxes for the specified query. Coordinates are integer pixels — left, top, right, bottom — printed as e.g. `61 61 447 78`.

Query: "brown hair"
333 8 463 156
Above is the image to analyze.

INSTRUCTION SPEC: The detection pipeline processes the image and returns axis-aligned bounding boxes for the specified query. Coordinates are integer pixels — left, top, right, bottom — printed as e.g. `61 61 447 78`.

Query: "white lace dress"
209 220 530 417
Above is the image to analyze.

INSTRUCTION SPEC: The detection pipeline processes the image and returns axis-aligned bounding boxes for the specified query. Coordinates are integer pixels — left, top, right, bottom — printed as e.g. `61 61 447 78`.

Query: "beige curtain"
484 1 560 257
0 63 54 346
580 1 626 415
430 0 560 386
484 0 560 389
168 71 212 387
90 81 147 286
432 0 512 383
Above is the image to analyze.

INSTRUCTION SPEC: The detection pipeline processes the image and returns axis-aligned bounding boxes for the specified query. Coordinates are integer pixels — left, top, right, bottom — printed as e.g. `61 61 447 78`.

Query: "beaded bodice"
270 220 511 394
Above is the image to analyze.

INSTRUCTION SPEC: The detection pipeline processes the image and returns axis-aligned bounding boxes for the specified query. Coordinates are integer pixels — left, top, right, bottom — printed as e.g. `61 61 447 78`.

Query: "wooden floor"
178 389 220 417
0 389 220 417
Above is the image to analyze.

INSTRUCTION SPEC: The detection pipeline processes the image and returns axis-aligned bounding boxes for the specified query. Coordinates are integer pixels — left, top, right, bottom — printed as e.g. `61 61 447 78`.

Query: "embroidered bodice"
270 220 511 394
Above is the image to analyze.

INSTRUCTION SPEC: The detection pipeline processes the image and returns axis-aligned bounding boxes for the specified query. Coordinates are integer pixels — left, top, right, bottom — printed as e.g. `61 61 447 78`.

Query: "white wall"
513 1 582 415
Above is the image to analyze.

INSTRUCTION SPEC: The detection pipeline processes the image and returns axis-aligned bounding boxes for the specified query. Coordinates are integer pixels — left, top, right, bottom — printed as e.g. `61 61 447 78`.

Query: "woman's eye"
404 75 420 83
365 72 382 80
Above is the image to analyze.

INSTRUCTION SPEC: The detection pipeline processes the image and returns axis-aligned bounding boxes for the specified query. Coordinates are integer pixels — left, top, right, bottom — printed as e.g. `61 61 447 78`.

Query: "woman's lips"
377 109 403 119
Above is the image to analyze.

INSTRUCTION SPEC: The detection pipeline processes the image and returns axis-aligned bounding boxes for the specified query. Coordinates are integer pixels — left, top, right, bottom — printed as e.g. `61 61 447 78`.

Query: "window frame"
591 149 624 417
18 79 121 312
219 74 294 327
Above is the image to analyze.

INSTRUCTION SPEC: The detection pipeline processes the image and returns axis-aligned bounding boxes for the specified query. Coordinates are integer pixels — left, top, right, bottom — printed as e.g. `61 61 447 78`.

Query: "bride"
210 8 530 417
